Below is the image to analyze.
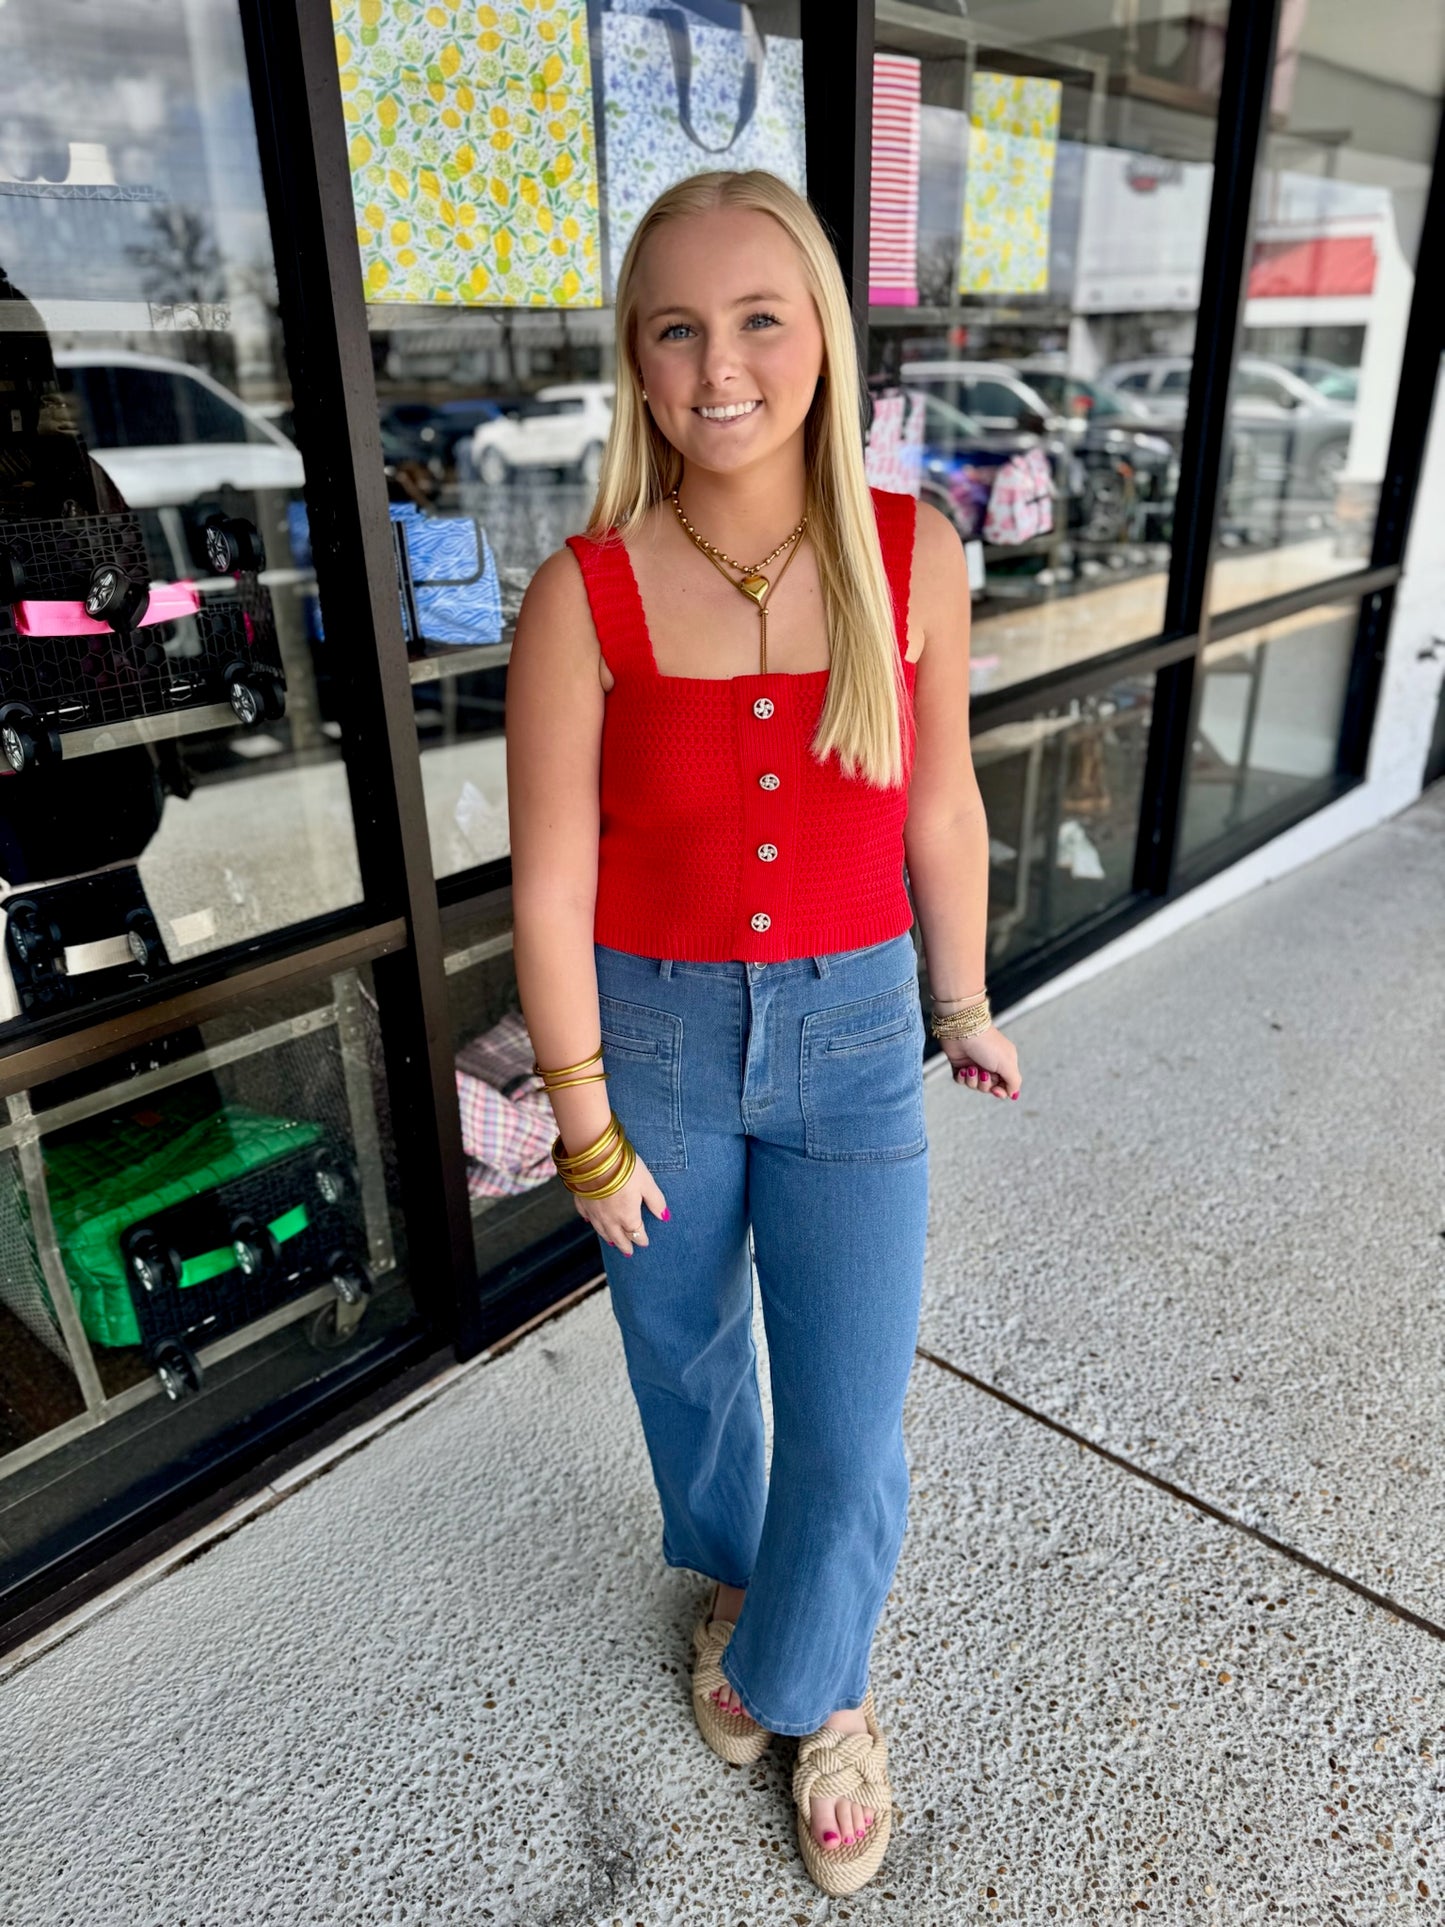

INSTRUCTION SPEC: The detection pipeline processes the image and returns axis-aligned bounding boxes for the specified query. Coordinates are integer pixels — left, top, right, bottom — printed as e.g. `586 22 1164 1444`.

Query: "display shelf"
0 965 398 1485
408 639 513 684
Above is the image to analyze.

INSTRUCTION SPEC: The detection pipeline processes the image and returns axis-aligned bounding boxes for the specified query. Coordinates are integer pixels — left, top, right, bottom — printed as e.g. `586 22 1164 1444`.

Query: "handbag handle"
647 3 765 155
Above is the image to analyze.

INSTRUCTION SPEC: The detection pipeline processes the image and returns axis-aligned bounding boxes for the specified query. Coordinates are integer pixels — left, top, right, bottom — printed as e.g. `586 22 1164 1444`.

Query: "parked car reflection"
469 382 614 488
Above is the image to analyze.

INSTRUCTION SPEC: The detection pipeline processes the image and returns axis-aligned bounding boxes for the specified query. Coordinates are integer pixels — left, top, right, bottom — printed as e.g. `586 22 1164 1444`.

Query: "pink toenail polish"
822 1831 838 1842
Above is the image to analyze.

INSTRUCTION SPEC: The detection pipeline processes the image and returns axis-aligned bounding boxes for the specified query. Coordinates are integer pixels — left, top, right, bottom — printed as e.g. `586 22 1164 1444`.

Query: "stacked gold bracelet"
533 1044 638 1199
929 992 992 1041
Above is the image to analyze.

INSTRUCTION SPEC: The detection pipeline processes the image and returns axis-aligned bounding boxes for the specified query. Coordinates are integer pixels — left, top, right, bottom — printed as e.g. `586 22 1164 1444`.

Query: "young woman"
506 168 1020 1897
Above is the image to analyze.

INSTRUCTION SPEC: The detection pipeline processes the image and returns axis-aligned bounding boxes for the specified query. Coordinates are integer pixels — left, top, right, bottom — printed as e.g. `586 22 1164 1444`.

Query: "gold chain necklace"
669 487 808 675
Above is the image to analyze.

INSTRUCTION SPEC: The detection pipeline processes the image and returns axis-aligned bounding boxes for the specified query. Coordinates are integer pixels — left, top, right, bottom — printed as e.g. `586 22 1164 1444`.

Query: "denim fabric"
593 930 930 1737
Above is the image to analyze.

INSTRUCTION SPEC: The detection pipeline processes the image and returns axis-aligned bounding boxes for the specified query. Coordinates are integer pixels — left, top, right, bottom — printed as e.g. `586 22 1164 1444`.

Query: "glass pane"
870 2 1229 695
0 1 367 1041
443 893 583 1276
1210 4 1445 613
0 964 418 1586
924 672 1155 988
1180 600 1356 857
331 0 804 880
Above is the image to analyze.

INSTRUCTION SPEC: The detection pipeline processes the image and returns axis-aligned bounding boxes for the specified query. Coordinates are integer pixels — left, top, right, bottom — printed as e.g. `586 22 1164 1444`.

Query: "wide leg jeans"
593 931 930 1738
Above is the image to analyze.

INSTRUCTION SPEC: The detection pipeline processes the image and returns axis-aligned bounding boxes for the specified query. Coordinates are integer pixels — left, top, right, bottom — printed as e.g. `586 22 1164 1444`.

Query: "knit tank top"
565 486 918 964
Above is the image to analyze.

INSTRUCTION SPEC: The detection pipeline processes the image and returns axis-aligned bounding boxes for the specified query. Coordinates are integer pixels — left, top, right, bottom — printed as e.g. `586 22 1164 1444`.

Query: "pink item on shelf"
13 581 203 636
869 53 921 307
455 1008 559 1199
982 449 1054 546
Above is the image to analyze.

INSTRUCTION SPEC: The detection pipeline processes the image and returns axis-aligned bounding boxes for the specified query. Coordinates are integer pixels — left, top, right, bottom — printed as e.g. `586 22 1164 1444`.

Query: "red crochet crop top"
565 487 918 964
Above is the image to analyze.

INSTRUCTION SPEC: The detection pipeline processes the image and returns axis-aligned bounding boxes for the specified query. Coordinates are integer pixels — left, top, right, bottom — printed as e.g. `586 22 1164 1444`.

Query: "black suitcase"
0 512 286 771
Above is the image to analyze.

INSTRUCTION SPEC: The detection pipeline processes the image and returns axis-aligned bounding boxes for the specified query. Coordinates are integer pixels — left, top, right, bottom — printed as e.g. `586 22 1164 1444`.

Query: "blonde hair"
588 169 911 791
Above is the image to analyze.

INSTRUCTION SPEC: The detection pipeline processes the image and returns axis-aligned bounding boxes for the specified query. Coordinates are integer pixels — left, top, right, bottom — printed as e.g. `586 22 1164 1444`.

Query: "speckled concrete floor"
1 788 1441 1926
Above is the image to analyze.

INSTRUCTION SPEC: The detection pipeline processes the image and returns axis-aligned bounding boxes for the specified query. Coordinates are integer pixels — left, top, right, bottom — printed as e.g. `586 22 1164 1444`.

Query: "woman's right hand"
572 1152 670 1258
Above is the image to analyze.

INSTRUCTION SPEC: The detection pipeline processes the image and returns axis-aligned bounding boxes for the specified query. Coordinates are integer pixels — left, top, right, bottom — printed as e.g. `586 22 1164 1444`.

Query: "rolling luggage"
38 1093 373 1399
0 511 286 771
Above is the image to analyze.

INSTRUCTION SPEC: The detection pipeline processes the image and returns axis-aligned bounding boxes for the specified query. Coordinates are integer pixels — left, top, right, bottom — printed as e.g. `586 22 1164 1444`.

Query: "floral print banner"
601 12 805 292
333 0 603 307
958 72 1061 296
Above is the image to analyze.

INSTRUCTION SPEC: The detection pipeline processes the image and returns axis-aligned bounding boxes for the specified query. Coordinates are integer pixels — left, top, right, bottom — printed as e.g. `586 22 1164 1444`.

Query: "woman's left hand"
941 1024 1020 1101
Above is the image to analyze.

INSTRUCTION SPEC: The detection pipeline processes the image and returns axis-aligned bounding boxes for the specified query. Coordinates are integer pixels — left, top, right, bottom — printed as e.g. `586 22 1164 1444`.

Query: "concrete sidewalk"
3 788 1442 1926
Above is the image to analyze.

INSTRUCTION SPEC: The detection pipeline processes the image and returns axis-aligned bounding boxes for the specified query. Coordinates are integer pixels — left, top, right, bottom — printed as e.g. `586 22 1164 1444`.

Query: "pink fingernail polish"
1011 1091 1019 1100
661 1208 671 1221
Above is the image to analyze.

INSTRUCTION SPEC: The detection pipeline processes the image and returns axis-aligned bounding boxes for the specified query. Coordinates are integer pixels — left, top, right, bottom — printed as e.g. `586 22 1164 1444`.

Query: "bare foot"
809 1705 877 1852
705 1581 751 1718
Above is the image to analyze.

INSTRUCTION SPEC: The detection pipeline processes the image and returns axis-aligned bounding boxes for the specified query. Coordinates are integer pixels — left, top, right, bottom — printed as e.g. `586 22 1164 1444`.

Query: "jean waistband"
595 932 915 982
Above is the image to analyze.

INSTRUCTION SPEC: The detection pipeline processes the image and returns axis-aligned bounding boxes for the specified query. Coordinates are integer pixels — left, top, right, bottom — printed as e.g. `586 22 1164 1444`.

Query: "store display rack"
0 967 396 1484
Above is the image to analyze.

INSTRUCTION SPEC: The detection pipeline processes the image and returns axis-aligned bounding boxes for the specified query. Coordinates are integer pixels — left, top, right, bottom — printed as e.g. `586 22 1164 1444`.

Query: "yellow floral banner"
333 0 603 307
959 72 1061 296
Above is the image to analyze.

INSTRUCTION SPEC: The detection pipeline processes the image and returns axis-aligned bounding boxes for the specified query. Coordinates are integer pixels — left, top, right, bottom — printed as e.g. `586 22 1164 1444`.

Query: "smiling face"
630 204 826 480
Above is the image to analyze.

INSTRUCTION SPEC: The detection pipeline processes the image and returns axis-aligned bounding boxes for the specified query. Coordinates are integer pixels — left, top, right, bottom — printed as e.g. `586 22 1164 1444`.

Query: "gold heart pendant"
739 573 770 606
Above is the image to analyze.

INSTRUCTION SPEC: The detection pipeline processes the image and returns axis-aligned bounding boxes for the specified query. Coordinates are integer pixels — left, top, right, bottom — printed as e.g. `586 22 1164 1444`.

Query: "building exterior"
0 0 1441 1647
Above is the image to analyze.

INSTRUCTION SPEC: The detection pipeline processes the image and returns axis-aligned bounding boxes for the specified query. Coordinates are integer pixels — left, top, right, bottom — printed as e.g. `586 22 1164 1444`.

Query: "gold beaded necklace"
669 486 807 675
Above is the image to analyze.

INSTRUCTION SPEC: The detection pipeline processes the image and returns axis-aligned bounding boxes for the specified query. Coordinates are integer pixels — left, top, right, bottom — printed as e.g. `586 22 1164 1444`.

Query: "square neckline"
612 538 833 685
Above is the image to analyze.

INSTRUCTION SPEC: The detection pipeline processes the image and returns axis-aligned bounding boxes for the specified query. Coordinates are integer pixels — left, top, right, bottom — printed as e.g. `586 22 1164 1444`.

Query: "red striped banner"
870 53 921 307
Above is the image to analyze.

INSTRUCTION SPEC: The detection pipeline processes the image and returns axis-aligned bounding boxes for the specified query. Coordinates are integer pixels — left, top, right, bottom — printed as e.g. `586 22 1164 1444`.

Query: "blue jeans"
593 931 930 1737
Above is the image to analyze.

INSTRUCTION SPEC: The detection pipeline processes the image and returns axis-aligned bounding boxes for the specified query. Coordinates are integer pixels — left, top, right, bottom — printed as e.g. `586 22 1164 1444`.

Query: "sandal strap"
691 1617 737 1701
792 1727 892 1813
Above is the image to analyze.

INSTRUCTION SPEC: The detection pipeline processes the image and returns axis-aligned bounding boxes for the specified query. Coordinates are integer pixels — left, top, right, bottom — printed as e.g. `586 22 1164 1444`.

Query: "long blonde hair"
588 169 911 792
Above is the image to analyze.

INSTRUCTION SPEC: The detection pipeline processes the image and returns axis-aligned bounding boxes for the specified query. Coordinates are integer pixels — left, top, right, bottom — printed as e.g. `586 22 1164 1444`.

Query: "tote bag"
600 2 806 289
285 502 503 648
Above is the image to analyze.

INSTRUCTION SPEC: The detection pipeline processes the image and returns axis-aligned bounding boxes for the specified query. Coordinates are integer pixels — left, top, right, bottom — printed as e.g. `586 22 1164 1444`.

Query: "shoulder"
514 543 595 644
913 499 963 567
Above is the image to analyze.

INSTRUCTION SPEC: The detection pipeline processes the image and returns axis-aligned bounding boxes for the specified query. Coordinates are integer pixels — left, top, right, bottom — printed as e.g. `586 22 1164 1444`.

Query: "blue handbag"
285 500 503 648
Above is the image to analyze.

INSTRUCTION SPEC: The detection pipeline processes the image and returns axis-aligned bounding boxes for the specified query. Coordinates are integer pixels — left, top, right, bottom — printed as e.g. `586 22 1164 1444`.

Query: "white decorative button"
757 843 778 862
759 772 780 790
752 697 775 719
750 912 772 932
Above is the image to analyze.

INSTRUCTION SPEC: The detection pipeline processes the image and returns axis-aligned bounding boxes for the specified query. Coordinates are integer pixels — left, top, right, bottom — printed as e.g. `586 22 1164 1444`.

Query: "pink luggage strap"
13 581 202 636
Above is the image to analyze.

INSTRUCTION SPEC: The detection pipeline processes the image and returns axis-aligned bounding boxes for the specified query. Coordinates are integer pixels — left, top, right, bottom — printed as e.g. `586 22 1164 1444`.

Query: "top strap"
564 531 655 681
870 487 918 662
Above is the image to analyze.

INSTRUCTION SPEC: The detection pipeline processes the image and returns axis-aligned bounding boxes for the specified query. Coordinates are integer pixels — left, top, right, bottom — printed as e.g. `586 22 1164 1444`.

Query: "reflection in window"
1180 602 1356 858
0 0 366 1034
1212 1 1445 612
924 674 1155 987
868 1 1227 691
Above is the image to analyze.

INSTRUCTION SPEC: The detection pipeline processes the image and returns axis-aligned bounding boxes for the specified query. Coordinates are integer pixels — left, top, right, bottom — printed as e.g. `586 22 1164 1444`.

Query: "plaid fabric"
455 1010 560 1199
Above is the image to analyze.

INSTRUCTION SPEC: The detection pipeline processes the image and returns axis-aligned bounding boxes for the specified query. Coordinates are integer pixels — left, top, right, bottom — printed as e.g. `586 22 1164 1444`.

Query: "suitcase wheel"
148 1338 203 1402
310 1146 356 1207
123 1226 183 1296
229 1215 279 1279
1 706 53 775
329 1254 372 1307
308 1257 372 1351
5 898 64 968
224 664 286 728
124 908 164 970
0 547 26 604
203 515 266 576
85 562 150 630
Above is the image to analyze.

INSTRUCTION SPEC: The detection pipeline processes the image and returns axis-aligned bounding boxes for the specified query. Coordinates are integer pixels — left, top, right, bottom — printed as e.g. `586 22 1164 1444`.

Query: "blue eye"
659 322 693 341
744 312 781 330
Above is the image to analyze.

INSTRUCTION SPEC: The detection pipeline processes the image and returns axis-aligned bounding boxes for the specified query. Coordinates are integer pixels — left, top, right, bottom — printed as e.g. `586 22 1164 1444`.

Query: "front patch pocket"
598 994 686 1172
800 980 926 1162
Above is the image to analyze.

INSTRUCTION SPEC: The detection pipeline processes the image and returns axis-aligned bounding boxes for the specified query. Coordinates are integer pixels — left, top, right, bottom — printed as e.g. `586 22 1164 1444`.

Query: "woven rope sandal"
690 1583 772 1765
792 1687 895 1896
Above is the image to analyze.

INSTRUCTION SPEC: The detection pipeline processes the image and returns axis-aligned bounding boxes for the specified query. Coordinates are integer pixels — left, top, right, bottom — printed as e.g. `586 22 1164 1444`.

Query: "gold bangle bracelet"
552 1116 623 1174
536 1068 610 1090
565 1140 637 1199
533 1044 604 1082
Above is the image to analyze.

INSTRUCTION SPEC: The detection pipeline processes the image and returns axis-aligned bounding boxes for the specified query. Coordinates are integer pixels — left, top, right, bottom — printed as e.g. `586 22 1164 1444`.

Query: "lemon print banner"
959 73 1062 297
333 0 603 307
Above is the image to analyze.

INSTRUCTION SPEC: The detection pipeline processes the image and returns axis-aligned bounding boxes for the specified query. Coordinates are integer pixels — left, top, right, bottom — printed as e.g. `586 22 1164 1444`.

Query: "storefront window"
923 669 1156 994
0 0 369 1030
0 960 417 1592
1180 599 1357 857
1210 3 1445 613
869 1 1228 693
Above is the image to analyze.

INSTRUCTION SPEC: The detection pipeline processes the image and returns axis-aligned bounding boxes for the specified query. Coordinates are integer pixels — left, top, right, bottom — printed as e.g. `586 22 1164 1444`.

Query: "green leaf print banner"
333 0 603 307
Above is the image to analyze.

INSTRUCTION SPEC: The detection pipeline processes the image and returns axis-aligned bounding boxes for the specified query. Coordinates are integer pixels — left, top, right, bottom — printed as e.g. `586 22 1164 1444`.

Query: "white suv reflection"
470 382 614 488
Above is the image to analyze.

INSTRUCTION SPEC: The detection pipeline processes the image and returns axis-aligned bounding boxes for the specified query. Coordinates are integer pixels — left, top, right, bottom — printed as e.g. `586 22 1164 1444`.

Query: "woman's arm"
902 503 1020 1100
506 547 670 1244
